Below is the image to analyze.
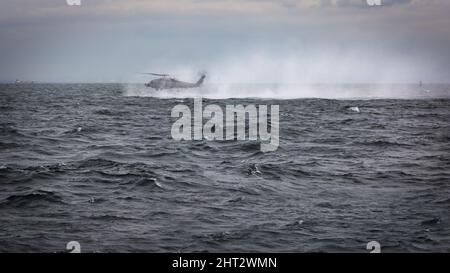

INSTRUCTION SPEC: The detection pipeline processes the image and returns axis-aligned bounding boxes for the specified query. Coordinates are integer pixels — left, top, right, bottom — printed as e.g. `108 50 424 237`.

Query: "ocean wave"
1 84 449 252
351 139 413 147
1 190 65 208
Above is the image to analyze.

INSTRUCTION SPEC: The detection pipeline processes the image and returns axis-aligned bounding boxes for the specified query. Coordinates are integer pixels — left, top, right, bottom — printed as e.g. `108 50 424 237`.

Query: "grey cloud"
0 0 449 83
318 0 413 8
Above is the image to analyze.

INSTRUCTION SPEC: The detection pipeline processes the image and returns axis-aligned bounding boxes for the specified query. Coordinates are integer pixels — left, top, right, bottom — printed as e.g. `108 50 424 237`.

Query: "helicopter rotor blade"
140 73 169 77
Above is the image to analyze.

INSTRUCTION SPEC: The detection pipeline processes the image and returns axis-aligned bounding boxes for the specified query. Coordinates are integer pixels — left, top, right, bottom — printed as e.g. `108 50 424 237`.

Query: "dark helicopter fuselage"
145 75 205 90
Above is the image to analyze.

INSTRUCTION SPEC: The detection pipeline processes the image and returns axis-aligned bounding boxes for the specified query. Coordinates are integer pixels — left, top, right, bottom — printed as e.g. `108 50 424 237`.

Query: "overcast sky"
1 0 450 83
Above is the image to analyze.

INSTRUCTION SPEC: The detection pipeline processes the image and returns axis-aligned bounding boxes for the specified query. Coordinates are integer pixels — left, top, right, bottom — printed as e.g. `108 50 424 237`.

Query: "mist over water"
124 83 450 100
126 51 448 99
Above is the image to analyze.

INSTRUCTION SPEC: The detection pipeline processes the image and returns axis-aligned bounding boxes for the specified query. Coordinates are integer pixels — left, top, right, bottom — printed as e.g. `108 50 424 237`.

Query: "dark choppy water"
0 83 449 253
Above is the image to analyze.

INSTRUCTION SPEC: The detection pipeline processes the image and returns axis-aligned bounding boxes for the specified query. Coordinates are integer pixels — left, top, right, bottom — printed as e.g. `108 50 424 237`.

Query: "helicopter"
142 72 206 90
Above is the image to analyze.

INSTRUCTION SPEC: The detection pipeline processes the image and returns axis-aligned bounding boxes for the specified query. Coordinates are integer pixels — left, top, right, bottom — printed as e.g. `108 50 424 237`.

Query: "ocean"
0 83 449 252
